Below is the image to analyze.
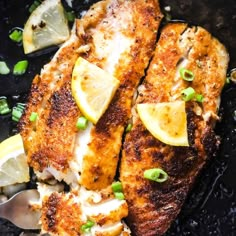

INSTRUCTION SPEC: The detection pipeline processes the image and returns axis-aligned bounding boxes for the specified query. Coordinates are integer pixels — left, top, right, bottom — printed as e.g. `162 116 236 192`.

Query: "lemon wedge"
0 134 29 187
71 57 120 124
137 101 189 146
23 0 70 54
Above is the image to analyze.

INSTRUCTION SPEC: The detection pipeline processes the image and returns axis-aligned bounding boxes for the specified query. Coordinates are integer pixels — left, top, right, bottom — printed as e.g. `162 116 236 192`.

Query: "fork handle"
0 201 10 221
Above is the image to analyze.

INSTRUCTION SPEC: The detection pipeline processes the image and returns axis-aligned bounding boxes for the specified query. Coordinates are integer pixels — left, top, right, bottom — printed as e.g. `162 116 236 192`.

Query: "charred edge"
201 127 220 158
45 193 61 231
47 82 77 128
95 90 128 135
31 151 48 172
31 148 69 172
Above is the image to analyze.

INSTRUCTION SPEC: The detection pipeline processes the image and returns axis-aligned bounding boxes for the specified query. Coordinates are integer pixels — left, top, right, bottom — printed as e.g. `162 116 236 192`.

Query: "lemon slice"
23 0 70 54
137 101 189 146
0 134 29 187
72 57 120 124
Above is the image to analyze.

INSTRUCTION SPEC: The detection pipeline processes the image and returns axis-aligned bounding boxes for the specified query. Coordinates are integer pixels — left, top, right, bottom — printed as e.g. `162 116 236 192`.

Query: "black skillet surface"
0 0 236 235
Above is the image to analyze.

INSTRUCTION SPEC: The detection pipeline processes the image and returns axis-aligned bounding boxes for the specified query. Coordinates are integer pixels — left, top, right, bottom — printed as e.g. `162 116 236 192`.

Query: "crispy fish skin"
78 0 163 190
120 23 229 236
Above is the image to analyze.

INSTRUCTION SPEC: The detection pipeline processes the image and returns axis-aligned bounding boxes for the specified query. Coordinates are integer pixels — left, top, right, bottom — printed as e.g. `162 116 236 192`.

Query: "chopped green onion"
0 107 11 115
112 181 123 193
114 192 125 200
12 103 26 122
65 11 76 22
144 168 168 183
29 0 41 13
164 12 172 22
13 60 28 75
181 87 196 102
12 107 23 122
16 103 26 110
0 97 11 115
226 77 231 84
125 123 132 133
0 61 10 75
9 29 23 43
76 116 88 130
179 68 195 81
81 220 95 233
195 94 204 103
30 112 38 122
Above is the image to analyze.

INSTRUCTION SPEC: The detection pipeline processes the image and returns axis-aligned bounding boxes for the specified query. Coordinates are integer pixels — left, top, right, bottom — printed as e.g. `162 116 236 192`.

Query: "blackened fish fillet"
120 23 229 236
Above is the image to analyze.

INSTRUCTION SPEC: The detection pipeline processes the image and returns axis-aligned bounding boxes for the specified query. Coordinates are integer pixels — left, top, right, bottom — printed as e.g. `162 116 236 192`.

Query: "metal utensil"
0 189 41 229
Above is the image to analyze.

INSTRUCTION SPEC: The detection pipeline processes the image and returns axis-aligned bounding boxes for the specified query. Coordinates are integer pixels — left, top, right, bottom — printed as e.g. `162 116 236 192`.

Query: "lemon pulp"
0 134 29 187
23 0 70 54
137 101 189 146
71 57 120 124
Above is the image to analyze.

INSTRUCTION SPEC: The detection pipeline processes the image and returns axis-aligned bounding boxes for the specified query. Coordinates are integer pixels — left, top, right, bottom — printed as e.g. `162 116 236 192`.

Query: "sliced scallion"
179 68 195 81
114 192 125 200
13 60 28 75
16 103 26 110
76 116 88 130
65 11 75 22
0 97 11 115
30 112 38 122
12 103 26 122
195 94 204 103
12 107 23 122
112 181 123 193
226 77 231 84
0 61 10 75
144 168 168 183
9 29 23 43
125 123 132 133
29 0 42 13
81 220 95 233
181 87 196 102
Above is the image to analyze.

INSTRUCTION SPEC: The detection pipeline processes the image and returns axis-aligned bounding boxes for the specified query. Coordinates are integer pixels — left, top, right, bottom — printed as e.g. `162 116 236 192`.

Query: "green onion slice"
181 87 196 101
114 192 125 200
76 116 88 130
30 112 38 122
0 97 11 115
0 61 10 75
195 94 204 103
16 103 26 110
81 220 95 233
144 168 168 183
65 11 75 22
13 60 29 75
12 107 23 122
112 181 123 193
179 68 195 81
29 0 42 13
9 29 23 43
125 123 132 133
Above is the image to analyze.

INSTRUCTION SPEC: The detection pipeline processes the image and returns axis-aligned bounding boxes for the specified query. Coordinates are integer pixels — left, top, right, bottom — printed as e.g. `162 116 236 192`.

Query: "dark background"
0 0 236 235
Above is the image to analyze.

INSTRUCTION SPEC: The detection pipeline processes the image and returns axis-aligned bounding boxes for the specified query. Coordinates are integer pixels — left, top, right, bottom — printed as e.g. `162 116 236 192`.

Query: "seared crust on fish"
40 186 128 236
19 29 81 173
19 0 163 189
120 23 229 236
78 0 163 190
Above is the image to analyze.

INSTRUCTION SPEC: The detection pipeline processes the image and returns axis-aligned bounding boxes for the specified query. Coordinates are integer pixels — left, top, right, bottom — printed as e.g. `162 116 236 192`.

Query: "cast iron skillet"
0 0 236 235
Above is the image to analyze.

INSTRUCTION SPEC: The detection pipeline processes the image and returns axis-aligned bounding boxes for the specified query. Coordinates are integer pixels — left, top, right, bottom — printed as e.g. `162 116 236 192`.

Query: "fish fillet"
38 183 129 236
120 23 229 236
19 0 163 190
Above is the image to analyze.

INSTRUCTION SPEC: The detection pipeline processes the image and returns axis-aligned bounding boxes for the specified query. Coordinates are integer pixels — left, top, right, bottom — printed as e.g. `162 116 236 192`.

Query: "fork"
0 189 41 229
